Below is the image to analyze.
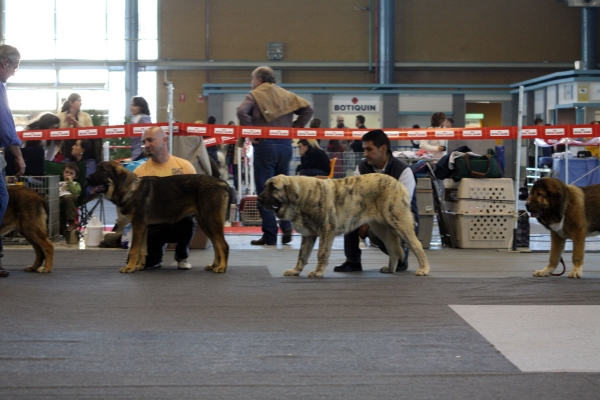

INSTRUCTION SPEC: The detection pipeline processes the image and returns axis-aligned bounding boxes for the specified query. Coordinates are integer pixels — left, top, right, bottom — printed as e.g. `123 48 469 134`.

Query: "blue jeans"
253 139 293 243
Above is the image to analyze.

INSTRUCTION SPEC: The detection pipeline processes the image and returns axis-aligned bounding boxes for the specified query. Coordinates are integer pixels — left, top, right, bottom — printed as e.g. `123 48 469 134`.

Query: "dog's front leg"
308 231 335 278
533 231 565 277
284 235 316 276
568 230 586 278
121 222 144 273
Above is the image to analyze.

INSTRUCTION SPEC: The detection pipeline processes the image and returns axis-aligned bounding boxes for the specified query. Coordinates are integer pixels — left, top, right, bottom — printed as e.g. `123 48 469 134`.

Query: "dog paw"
23 266 35 272
36 267 51 273
119 266 135 273
379 266 392 273
283 269 300 276
212 265 226 273
568 270 583 279
533 269 551 277
415 267 429 276
205 265 215 271
307 270 324 278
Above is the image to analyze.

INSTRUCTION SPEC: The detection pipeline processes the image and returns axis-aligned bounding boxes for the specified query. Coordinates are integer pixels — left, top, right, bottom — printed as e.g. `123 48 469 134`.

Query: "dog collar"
123 177 140 202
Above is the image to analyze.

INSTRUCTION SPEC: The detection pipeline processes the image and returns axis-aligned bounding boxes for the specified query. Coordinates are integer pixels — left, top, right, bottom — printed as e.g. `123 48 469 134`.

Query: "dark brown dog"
526 177 600 278
87 161 230 273
0 185 54 273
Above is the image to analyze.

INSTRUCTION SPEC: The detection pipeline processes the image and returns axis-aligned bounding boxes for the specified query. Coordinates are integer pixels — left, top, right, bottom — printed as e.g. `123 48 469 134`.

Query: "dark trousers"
145 216 196 267
344 217 419 263
298 168 328 177
253 140 293 243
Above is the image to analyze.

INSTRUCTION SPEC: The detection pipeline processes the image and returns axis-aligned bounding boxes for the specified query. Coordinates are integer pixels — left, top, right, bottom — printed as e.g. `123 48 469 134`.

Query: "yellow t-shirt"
133 155 196 177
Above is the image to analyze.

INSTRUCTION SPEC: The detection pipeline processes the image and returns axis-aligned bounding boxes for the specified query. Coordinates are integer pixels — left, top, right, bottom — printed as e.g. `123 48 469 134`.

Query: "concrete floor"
1 225 600 399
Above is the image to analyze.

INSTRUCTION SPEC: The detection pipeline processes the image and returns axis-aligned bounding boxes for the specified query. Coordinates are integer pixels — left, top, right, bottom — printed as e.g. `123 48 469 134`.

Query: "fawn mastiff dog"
0 185 54 273
526 177 600 278
87 161 230 273
257 174 431 278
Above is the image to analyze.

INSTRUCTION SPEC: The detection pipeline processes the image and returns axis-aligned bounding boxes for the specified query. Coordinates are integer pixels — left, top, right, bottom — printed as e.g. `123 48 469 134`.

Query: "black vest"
358 156 419 228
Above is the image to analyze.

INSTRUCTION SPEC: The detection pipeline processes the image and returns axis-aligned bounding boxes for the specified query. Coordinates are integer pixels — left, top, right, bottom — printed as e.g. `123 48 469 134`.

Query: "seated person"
296 139 330 177
59 162 82 233
63 139 97 197
134 126 197 270
334 129 419 273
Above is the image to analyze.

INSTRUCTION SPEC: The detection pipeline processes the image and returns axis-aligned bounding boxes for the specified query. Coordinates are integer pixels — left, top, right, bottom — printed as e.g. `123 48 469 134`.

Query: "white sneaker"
177 259 192 270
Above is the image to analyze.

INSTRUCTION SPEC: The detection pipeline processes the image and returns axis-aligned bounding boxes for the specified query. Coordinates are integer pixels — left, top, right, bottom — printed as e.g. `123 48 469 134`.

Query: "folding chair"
316 157 337 180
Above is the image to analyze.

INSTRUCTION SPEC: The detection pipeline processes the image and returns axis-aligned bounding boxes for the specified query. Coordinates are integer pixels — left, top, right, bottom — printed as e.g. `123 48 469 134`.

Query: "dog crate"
4 176 60 243
445 214 514 249
416 178 435 249
443 178 515 249
239 195 262 226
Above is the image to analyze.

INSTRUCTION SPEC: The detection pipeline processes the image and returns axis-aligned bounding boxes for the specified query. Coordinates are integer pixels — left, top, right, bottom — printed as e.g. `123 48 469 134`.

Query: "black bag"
452 149 503 181
516 210 530 247
433 145 472 180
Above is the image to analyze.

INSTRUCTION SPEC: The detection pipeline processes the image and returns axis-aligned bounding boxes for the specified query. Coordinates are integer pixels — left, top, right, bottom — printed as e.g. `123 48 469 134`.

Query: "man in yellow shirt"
134 126 197 270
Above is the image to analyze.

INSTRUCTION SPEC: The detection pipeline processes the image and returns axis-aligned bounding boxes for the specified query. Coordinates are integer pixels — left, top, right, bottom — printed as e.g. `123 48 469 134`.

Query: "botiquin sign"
331 95 380 113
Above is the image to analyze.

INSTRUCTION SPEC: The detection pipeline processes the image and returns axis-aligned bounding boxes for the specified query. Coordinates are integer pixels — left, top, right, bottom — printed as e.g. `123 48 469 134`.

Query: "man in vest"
334 129 419 273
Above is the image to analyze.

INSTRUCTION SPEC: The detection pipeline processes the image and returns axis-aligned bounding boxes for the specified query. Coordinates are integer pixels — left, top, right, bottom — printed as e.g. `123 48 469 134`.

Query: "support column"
378 0 394 84
125 0 139 115
582 7 598 70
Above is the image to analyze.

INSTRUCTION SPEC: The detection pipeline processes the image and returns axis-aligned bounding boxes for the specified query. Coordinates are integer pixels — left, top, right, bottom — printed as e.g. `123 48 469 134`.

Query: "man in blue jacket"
0 44 26 278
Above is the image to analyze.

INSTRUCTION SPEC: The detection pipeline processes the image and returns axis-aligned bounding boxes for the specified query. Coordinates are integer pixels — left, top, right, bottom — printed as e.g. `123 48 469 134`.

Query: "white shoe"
177 259 192 270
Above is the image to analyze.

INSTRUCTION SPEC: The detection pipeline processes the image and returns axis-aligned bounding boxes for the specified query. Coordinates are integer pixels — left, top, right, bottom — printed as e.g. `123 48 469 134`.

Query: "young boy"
60 162 82 233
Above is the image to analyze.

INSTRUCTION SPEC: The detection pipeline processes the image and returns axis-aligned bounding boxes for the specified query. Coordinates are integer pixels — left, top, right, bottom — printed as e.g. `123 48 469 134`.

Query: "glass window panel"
107 40 126 60
56 0 107 59
8 70 56 84
108 71 126 125
10 40 56 60
58 90 109 112
138 71 157 120
139 0 158 40
58 70 109 84
5 1 54 50
107 0 126 40
7 90 58 111
138 40 158 60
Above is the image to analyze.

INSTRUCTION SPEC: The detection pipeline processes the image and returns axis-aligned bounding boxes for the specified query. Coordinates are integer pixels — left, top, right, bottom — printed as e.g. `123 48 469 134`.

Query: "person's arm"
67 181 82 196
398 168 416 197
8 145 25 177
292 105 314 128
85 159 97 177
236 94 255 126
419 140 445 153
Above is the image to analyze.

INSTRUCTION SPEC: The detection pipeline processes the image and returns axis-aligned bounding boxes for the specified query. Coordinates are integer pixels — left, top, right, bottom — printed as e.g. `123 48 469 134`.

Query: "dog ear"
550 180 568 215
270 175 286 191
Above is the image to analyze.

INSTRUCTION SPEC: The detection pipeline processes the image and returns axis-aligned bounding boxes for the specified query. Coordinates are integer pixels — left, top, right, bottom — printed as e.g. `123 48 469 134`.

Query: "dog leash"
551 257 566 276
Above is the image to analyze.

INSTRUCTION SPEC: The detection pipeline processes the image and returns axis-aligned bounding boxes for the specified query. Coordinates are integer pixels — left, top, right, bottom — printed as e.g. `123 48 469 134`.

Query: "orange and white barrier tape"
18 122 600 147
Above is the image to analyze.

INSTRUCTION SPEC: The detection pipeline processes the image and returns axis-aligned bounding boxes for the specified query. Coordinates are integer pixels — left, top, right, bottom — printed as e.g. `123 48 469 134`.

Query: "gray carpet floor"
1 235 600 399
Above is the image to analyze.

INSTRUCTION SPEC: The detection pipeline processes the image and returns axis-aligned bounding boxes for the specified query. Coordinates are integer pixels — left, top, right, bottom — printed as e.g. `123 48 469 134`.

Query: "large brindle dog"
258 174 431 278
526 177 600 278
87 161 230 273
0 185 54 273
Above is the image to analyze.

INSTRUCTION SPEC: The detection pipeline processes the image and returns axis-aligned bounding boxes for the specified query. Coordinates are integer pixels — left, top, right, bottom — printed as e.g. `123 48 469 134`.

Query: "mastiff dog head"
87 160 134 201
525 177 569 227
257 175 302 220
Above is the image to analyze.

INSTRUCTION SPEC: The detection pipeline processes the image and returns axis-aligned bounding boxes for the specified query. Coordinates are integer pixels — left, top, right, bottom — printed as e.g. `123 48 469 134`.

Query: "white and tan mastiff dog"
257 174 431 278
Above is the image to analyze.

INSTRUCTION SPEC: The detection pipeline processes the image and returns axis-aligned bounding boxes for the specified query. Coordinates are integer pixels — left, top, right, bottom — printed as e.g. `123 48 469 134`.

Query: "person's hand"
13 156 26 178
358 224 370 239
65 175 72 183
439 145 446 152
66 114 78 127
